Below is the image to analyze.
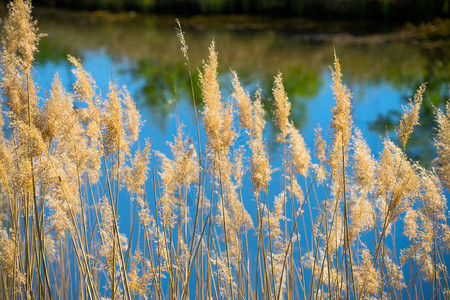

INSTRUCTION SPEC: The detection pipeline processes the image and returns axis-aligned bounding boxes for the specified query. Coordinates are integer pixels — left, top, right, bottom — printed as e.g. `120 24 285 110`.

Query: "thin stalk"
276 174 317 300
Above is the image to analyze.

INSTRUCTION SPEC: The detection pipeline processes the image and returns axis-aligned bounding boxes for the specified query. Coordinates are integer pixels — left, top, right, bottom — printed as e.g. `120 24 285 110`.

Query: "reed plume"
200 41 234 154
286 121 310 176
435 100 450 190
354 246 380 296
329 52 352 198
273 72 291 142
397 83 426 149
231 70 252 132
312 125 327 184
249 89 271 193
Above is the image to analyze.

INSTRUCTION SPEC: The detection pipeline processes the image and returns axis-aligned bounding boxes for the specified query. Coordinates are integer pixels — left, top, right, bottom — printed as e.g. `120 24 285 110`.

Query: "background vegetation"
27 0 450 20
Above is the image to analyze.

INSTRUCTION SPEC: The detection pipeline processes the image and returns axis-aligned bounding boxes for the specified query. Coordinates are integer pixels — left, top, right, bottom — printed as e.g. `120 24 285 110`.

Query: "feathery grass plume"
167 125 199 189
222 179 253 232
0 109 3 140
249 136 270 194
200 41 234 154
2 2 46 171
37 154 79 239
272 72 291 142
252 88 265 139
375 138 419 223
0 201 6 224
348 190 375 241
287 173 304 209
326 209 344 256
0 141 13 194
0 227 26 293
312 125 327 184
354 246 380 296
435 100 450 191
175 19 188 60
68 55 102 181
404 208 419 241
102 82 129 157
126 140 151 196
232 146 245 189
0 227 20 279
43 232 57 263
401 211 433 261
397 83 426 149
222 103 235 151
1 0 42 122
39 74 91 173
121 86 141 145
401 168 447 283
286 121 310 176
261 192 284 242
384 255 406 290
176 235 190 273
9 149 31 204
156 150 179 229
441 223 450 251
157 125 199 228
231 70 252 132
68 55 97 105
329 52 353 198
38 74 70 143
2 0 41 72
152 227 170 275
420 168 447 222
400 211 435 280
249 89 271 193
231 191 254 232
11 118 46 159
128 249 152 297
374 139 395 216
330 53 353 150
352 128 376 194
46 197 74 239
422 254 437 283
125 140 152 226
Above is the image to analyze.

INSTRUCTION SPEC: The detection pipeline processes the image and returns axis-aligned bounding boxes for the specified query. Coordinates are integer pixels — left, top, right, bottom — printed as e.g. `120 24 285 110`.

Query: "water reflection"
27 9 450 164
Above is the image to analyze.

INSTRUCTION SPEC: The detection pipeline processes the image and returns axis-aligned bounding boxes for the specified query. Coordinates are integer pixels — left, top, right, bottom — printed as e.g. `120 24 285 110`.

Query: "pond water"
30 10 449 165
6 8 450 297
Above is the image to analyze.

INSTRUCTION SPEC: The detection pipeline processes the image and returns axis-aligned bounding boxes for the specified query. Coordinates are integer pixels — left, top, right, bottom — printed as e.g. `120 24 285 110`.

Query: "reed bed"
0 1 449 299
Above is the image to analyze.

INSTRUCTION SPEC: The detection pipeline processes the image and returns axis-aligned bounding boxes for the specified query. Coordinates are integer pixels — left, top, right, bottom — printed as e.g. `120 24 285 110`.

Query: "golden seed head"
252 88 266 140
272 72 291 142
435 100 450 191
200 41 235 154
175 19 189 60
397 83 426 148
122 86 141 145
354 246 380 295
352 128 376 194
102 82 129 157
287 122 310 176
231 70 252 132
